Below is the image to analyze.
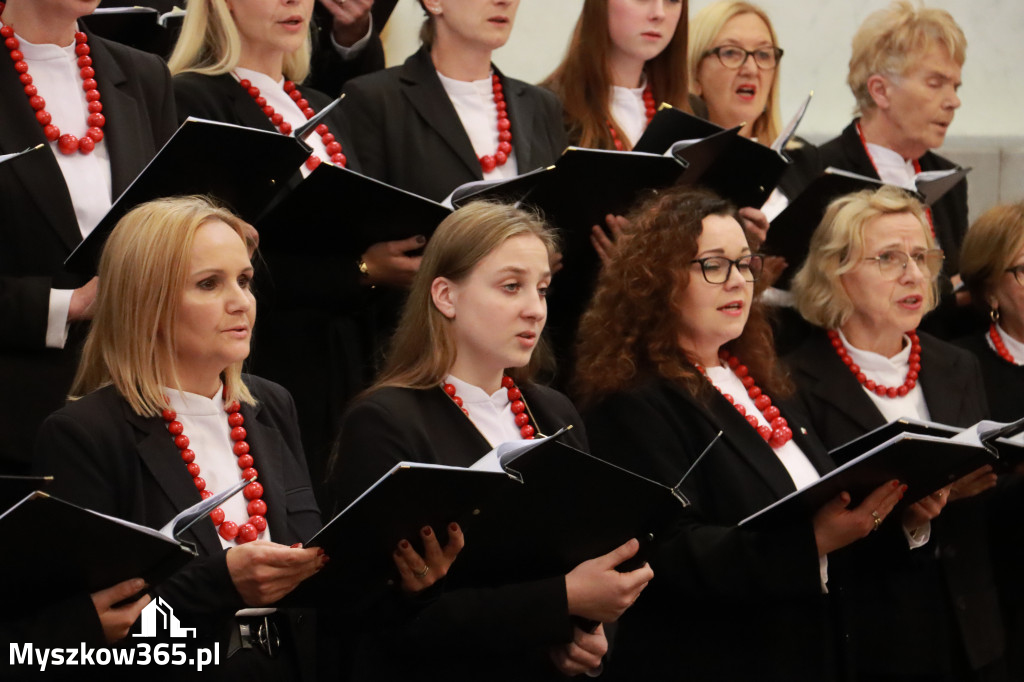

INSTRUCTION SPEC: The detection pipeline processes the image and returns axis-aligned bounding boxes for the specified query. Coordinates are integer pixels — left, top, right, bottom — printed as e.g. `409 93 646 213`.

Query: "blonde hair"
72 196 257 416
848 0 966 115
168 0 312 82
689 1 781 145
371 202 557 392
960 202 1024 312
792 185 939 330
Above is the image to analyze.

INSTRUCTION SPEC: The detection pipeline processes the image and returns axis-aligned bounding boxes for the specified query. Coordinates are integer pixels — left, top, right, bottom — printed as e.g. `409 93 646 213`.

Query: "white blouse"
445 375 523 449
609 82 648 150
836 329 930 423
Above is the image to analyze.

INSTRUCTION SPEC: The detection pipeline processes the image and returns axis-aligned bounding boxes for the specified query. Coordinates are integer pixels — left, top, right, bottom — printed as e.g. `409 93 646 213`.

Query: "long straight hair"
168 0 312 82
72 196 257 416
370 202 558 393
542 0 690 150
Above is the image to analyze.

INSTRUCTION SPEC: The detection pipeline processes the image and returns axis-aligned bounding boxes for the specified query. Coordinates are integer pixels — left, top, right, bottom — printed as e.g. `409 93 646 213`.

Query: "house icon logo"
132 597 197 638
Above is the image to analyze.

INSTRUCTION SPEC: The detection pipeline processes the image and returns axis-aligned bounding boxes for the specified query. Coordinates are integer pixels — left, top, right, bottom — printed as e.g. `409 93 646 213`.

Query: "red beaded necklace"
608 85 656 151
442 375 536 439
0 3 106 155
989 323 1020 365
828 329 921 398
238 77 346 171
478 73 513 174
696 350 793 449
162 397 268 544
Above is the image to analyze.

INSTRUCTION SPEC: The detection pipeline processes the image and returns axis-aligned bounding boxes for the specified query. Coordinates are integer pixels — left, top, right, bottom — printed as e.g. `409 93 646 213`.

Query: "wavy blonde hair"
168 0 312 82
370 202 558 392
791 185 939 331
72 196 257 416
689 1 781 145
848 0 966 115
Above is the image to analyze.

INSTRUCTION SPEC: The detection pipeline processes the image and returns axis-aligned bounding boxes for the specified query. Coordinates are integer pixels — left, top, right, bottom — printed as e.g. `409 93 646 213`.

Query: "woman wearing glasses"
576 186 901 681
787 186 1005 681
688 1 784 145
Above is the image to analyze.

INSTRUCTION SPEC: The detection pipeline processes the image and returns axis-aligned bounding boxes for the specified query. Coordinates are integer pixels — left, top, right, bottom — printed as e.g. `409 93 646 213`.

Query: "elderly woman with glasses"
786 185 1005 681
576 186 902 681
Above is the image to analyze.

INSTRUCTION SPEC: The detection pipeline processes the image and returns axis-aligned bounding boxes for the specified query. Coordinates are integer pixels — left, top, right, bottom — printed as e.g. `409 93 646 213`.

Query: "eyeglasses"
1007 265 1024 286
703 45 783 70
690 254 764 284
862 249 945 281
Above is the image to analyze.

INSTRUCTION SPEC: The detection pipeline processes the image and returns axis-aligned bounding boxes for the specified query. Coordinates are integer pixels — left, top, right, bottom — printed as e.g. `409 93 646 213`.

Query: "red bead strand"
0 3 105 155
442 375 535 439
697 350 793 449
828 329 921 398
989 323 1019 365
161 398 267 544
238 77 346 171
608 85 657 151
478 74 513 174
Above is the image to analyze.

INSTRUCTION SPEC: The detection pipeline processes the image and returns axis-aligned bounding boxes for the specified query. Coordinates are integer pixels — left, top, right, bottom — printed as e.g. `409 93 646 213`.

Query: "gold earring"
991 307 1001 323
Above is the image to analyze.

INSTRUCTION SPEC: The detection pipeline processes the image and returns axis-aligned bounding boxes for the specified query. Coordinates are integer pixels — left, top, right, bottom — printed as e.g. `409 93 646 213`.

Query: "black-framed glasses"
862 249 944 281
690 254 764 284
703 45 783 70
1007 265 1024 286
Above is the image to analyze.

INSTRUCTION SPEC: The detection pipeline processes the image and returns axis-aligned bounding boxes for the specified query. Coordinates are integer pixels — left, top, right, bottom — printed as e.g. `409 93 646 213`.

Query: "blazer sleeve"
35 408 248 616
585 391 823 602
0 275 51 350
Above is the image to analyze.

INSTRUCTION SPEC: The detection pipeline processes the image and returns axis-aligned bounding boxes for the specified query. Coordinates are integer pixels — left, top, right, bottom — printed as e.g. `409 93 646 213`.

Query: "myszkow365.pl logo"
10 597 219 673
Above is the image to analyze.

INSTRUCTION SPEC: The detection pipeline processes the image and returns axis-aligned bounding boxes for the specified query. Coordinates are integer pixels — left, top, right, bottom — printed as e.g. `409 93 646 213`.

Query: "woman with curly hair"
575 185 902 681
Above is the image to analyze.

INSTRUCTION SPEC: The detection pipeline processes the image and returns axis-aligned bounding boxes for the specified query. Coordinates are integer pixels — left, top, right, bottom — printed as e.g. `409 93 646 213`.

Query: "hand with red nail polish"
391 522 465 594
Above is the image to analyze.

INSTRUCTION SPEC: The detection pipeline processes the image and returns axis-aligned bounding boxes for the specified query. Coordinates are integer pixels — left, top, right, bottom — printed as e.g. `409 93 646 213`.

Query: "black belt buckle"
234 616 281 658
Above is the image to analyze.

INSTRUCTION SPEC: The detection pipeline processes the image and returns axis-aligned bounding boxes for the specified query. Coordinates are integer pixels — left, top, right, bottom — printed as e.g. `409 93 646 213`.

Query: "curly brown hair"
573 186 791 409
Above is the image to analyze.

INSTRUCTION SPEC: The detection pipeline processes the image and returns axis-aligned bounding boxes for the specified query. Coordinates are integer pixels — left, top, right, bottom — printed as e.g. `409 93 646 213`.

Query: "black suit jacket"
583 376 841 682
173 72 372 492
785 328 1004 676
779 119 968 278
33 376 321 675
339 46 568 202
0 33 176 471
329 383 586 682
305 1 387 98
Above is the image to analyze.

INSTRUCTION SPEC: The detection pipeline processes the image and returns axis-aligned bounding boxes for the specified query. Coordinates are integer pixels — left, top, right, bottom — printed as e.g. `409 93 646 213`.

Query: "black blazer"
339 46 568 202
583 376 841 682
33 377 321 670
0 33 176 471
786 328 1004 676
173 71 372 492
329 383 586 682
305 1 387 98
778 119 968 278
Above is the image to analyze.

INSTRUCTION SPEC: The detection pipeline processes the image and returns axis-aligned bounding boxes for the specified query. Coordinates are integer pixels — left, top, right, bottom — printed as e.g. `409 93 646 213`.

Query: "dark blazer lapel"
241 399 297 542
839 118 881 181
498 69 534 172
0 53 80 252
399 47 482 181
799 332 886 435
918 335 971 426
128 407 225 557
665 381 797 500
87 33 147 196
219 73 279 132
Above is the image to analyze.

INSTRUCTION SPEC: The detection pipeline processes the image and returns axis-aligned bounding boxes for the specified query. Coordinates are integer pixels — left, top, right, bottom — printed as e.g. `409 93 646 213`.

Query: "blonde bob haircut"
370 201 557 392
168 0 312 82
689 1 782 145
72 196 257 417
791 185 939 331
847 0 966 115
960 202 1024 313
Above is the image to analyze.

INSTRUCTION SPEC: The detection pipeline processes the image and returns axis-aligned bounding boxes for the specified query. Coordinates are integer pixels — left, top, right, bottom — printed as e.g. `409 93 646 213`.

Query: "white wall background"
380 0 1024 143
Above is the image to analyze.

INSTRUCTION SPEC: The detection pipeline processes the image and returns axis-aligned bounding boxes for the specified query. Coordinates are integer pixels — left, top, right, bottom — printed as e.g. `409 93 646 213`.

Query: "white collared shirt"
436 71 519 181
609 81 648 150
445 375 523 448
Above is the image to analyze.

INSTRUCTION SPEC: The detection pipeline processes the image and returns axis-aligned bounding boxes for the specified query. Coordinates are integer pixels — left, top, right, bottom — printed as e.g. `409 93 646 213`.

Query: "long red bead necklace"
442 375 536 439
478 73 513 174
238 77 346 171
0 2 106 155
162 397 268 544
989 323 1020 365
608 85 656 151
696 350 793 448
828 329 921 398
